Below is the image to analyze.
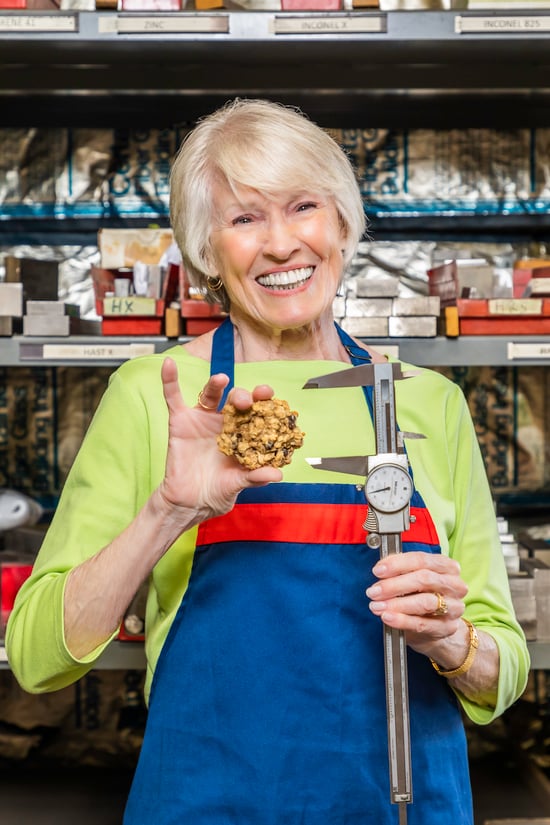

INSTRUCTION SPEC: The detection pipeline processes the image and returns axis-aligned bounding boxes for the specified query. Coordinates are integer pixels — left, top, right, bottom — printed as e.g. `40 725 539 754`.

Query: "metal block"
508 576 537 641
534 567 550 642
346 297 393 318
388 316 437 337
332 296 346 319
355 276 399 298
0 283 23 317
23 314 71 336
518 558 550 642
392 296 441 316
341 317 389 337
26 300 80 317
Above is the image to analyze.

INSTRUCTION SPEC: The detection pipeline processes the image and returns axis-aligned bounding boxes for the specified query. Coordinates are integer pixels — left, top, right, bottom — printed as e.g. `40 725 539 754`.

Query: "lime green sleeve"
5 356 162 692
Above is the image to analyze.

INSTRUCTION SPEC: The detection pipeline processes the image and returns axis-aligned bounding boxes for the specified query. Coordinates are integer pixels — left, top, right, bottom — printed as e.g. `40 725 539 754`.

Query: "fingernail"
372 562 387 576
366 584 381 598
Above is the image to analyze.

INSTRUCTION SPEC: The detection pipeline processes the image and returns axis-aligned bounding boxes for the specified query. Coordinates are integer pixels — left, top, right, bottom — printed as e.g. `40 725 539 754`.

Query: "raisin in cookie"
217 398 305 469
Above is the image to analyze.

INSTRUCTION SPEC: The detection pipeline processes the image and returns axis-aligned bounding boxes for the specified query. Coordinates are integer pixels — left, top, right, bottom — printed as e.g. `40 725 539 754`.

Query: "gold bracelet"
430 618 479 679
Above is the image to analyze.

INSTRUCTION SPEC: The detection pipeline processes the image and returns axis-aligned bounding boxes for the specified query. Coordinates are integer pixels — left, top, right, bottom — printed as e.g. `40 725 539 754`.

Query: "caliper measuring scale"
304 361 423 825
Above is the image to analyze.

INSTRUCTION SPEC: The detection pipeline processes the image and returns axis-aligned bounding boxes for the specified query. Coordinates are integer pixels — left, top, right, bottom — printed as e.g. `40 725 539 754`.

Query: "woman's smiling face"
209 179 347 334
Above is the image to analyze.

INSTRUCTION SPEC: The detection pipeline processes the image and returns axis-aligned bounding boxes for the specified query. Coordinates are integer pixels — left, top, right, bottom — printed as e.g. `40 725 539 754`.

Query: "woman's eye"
297 202 318 212
232 214 254 226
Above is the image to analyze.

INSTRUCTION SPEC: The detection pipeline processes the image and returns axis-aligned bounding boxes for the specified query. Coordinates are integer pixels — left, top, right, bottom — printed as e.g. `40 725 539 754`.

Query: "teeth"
257 267 314 290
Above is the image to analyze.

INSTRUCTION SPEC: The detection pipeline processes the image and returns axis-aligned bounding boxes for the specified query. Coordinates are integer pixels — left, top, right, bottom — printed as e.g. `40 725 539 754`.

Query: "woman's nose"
263 216 300 259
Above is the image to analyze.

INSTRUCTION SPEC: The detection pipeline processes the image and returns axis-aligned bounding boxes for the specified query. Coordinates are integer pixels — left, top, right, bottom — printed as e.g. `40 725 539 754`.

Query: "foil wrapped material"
332 128 550 217
3 127 550 219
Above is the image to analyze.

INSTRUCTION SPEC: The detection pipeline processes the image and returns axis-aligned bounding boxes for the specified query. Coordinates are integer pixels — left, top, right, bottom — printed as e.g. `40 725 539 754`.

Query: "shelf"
3 10 550 127
0 640 146 670
1 641 547 671
6 213 550 246
0 336 181 367
4 335 550 367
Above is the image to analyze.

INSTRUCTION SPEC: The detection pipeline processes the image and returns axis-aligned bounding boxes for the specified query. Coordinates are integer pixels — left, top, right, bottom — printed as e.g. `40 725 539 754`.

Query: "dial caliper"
303 361 423 825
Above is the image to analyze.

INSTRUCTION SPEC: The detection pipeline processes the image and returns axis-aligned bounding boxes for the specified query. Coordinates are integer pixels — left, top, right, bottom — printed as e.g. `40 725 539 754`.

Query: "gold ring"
433 592 448 616
197 390 217 411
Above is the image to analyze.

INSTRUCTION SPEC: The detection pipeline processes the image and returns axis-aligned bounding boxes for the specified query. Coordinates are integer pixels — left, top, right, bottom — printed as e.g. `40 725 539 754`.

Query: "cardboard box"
98 228 174 270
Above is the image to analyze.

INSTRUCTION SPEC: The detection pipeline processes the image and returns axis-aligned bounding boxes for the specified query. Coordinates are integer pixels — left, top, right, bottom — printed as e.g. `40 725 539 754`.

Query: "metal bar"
373 365 413 820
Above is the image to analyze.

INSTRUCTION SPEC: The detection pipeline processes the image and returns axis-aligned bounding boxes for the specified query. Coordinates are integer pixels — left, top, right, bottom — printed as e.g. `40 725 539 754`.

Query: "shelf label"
0 13 77 32
507 342 550 360
20 343 155 361
455 14 550 34
271 13 386 35
99 13 229 34
103 296 157 316
489 298 543 315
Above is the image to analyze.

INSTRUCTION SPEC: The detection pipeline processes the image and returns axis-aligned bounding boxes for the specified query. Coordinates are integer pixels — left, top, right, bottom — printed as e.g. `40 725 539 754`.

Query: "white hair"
169 98 366 309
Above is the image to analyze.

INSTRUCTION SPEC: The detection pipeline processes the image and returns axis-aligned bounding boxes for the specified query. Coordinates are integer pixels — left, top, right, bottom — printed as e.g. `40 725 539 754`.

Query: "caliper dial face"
365 463 413 514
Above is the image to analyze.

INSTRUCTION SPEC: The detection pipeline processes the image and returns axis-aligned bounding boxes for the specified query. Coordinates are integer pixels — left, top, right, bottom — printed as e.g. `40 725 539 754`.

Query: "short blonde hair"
169 98 366 309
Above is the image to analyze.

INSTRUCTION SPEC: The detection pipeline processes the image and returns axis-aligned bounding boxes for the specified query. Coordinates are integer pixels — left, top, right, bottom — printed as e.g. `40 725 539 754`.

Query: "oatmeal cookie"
217 398 305 469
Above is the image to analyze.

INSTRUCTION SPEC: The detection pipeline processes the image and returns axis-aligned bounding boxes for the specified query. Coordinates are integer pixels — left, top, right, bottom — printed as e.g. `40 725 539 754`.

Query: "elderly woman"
7 99 528 824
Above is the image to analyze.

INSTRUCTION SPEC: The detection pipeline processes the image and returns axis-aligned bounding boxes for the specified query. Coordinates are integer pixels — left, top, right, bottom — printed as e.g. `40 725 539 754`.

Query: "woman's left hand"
365 551 468 656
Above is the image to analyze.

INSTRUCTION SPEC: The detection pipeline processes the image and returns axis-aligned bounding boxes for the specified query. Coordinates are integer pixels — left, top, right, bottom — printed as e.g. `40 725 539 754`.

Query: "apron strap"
211 317 235 410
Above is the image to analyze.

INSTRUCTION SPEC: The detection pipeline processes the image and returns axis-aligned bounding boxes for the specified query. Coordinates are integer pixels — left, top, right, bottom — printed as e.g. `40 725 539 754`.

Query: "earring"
206 276 224 292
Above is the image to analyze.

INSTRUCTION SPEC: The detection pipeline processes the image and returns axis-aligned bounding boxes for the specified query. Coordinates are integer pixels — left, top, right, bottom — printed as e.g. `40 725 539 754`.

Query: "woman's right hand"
157 357 282 529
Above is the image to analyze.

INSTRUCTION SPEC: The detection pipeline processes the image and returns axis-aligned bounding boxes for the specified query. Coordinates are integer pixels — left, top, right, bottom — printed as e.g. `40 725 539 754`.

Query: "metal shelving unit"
3 8 550 675
0 640 146 670
2 9 550 129
2 641 549 670
3 334 550 367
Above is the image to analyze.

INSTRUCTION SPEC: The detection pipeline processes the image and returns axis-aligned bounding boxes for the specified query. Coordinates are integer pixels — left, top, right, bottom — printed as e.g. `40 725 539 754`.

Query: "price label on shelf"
20 343 156 361
0 13 77 32
271 13 386 35
455 15 550 33
507 342 550 360
98 14 229 34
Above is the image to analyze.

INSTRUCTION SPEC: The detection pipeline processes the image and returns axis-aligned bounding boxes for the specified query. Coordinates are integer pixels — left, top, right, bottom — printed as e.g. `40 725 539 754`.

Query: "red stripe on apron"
197 503 439 546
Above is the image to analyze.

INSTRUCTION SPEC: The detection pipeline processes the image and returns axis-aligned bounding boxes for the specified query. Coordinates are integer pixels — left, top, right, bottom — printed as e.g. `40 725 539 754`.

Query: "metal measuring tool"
303 361 424 825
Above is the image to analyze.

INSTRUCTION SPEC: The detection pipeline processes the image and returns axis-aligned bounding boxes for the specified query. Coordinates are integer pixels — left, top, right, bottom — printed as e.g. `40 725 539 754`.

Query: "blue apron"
124 319 473 825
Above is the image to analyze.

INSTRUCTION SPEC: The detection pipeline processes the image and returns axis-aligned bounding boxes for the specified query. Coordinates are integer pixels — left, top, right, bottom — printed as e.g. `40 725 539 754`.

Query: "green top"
6 346 530 724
